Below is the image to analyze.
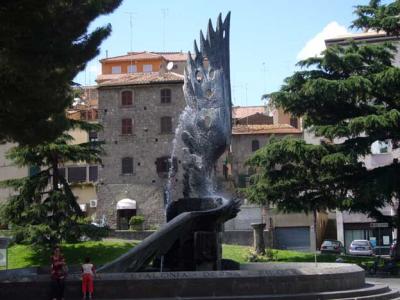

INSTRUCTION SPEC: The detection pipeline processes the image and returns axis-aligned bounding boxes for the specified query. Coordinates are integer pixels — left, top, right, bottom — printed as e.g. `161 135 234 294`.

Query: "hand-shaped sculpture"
181 13 232 198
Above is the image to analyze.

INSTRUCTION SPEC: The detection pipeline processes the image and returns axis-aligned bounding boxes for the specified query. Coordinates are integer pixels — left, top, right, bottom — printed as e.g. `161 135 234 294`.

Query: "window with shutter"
251 140 260 152
68 166 87 183
160 89 171 104
143 64 153 73
122 157 134 174
128 64 137 73
122 118 133 135
121 91 133 106
89 166 98 182
160 116 172 134
156 156 178 176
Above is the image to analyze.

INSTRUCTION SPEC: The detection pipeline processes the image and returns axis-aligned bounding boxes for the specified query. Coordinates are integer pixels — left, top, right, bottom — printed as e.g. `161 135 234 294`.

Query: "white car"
348 240 374 256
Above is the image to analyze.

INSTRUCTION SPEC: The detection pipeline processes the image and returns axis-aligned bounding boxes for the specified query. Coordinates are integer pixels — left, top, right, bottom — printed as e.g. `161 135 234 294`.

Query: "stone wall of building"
97 81 186 228
231 133 302 181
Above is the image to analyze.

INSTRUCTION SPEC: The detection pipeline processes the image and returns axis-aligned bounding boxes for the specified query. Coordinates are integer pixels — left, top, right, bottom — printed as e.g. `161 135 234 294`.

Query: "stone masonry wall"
97 82 185 228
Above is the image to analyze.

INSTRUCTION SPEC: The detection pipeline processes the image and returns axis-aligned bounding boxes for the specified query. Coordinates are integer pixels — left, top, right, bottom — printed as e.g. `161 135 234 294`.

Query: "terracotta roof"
232 124 303 135
97 72 184 87
100 51 188 63
154 52 188 61
232 106 266 119
66 110 81 120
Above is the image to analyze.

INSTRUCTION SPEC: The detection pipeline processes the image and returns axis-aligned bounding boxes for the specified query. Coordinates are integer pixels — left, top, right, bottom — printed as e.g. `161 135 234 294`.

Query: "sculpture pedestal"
164 197 224 271
251 223 266 255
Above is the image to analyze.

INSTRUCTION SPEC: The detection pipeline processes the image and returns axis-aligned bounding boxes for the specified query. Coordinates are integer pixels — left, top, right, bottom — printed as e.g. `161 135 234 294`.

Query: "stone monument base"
1 263 399 299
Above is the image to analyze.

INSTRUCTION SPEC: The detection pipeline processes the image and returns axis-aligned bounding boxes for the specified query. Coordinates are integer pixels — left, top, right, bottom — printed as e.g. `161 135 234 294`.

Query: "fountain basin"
0 263 378 299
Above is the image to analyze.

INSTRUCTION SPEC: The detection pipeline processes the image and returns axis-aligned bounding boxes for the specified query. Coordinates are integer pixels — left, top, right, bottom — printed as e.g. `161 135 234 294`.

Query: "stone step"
73 284 398 300
336 290 400 300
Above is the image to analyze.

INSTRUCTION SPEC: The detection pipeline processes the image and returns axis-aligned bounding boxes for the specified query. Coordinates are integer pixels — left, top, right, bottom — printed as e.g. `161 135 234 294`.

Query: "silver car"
349 240 374 256
320 240 344 254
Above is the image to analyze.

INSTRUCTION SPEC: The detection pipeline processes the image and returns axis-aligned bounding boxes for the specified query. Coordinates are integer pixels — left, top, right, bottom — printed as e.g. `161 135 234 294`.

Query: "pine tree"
246 0 400 259
0 0 122 145
0 121 104 246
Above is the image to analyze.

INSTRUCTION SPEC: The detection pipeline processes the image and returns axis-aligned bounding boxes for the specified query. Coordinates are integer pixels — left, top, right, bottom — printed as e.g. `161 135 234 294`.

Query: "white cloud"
297 21 351 60
88 64 100 74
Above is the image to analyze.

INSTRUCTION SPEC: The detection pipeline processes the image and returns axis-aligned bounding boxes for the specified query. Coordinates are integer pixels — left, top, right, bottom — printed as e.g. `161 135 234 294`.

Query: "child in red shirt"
81 256 96 299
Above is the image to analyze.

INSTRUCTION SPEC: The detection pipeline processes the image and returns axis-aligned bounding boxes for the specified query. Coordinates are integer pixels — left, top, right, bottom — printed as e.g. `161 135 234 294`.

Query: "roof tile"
97 72 184 87
232 124 302 135
232 106 266 119
101 51 187 63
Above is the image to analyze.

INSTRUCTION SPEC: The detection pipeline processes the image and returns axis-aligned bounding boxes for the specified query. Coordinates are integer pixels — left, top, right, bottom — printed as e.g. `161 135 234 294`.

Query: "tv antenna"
125 12 136 53
126 12 136 73
161 8 168 51
262 62 267 90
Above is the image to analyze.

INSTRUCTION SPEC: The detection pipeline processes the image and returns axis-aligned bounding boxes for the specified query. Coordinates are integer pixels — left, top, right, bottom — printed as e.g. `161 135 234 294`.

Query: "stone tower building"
96 52 187 229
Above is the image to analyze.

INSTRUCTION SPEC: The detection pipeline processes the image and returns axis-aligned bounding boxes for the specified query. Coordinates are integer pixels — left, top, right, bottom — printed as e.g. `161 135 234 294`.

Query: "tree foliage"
0 0 122 145
0 121 104 246
246 1 400 232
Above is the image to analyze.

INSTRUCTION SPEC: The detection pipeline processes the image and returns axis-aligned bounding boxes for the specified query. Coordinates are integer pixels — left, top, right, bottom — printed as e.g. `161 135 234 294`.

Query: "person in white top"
81 257 96 299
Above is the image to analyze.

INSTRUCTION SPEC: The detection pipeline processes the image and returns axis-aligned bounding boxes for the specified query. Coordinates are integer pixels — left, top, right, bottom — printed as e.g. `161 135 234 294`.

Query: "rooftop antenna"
262 61 268 109
126 12 136 73
262 62 267 92
245 83 249 126
161 9 168 52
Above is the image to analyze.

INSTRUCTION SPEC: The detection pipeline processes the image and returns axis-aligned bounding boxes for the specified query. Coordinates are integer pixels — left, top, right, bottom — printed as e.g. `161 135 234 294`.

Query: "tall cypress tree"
0 0 122 145
245 0 400 258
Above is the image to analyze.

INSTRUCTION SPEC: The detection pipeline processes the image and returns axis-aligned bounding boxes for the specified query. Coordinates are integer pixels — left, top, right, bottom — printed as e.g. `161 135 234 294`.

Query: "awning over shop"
116 198 136 210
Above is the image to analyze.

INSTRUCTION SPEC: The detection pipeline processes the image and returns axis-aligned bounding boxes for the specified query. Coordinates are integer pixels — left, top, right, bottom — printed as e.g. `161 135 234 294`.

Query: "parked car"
389 239 397 259
349 240 374 256
320 239 344 254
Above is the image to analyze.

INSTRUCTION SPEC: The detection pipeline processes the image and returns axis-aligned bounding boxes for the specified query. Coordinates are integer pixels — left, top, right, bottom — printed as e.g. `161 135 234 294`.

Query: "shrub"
79 223 110 241
129 215 144 230
246 248 277 262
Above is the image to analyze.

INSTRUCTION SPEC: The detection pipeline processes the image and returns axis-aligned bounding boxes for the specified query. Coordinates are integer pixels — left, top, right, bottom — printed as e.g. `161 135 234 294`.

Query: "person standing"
81 256 96 299
50 246 67 300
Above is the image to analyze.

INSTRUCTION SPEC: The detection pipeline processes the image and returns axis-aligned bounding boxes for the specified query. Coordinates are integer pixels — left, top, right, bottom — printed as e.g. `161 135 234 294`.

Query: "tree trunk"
313 209 318 250
51 154 59 191
395 200 400 261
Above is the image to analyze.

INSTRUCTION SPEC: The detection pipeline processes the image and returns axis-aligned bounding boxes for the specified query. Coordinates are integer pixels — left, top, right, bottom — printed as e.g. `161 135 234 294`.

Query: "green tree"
0 0 122 145
246 0 400 258
0 121 103 246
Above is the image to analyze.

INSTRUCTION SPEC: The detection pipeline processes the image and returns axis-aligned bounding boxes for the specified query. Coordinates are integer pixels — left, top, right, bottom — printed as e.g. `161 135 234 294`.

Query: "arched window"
121 90 133 106
160 116 172 134
121 157 134 174
252 140 260 152
160 88 171 104
122 118 133 135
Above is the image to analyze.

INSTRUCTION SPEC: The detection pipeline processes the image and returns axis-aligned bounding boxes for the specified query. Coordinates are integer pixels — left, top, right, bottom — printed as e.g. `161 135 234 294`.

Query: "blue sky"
75 0 373 106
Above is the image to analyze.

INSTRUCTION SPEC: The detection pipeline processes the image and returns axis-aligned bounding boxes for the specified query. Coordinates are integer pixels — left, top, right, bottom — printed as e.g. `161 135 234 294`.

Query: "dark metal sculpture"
181 12 232 197
98 13 239 273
